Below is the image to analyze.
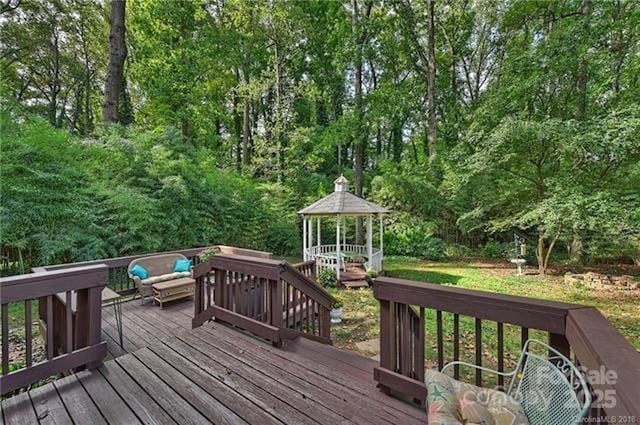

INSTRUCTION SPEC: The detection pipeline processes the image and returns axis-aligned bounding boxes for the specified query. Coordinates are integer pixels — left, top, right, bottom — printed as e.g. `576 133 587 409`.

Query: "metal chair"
441 339 592 425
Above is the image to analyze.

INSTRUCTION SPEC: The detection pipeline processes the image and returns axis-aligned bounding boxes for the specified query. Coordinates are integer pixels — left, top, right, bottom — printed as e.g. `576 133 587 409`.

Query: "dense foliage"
2 0 639 273
0 117 299 271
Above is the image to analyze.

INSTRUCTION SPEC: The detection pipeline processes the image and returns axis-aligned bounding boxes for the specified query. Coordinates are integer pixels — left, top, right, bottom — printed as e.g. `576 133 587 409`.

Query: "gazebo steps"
341 279 369 289
340 268 368 281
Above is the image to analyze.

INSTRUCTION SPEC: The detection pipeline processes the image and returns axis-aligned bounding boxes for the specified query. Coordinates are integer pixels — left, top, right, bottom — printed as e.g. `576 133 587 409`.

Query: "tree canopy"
2 0 639 273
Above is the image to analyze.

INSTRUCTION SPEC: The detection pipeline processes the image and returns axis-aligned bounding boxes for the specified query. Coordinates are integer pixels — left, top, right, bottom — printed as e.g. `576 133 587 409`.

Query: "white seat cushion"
141 271 191 285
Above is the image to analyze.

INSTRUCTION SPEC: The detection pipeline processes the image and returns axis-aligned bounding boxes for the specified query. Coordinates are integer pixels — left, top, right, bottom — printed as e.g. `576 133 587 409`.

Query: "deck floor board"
2 298 426 425
29 382 73 424
53 374 107 425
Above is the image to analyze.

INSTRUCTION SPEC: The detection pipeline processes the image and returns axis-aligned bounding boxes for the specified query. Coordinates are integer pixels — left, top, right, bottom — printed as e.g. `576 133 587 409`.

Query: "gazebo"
298 176 389 283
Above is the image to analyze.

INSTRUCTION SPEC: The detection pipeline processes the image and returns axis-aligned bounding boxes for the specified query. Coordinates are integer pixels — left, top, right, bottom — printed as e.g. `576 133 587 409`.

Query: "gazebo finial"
334 175 349 192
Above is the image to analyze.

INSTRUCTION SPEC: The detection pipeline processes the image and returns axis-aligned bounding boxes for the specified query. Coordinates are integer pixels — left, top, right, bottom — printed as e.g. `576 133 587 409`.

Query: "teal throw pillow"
174 258 192 273
130 264 149 280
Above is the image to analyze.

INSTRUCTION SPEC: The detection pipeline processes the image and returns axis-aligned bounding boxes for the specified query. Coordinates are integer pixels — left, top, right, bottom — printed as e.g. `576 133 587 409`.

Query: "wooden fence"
0 265 108 395
192 254 334 346
373 276 640 421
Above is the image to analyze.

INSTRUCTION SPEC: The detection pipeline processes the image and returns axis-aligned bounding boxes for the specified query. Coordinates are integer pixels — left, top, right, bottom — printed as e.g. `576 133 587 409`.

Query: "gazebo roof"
298 176 389 216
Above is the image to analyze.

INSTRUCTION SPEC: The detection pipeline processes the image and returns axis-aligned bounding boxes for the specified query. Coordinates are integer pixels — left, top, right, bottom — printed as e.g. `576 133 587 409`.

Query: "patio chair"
440 339 592 425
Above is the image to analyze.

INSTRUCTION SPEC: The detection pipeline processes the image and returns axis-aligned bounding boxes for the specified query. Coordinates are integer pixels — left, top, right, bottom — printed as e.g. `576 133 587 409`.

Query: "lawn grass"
330 256 640 384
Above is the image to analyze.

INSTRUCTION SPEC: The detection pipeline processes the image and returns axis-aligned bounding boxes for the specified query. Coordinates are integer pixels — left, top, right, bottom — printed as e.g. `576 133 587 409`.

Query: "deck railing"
373 276 640 420
0 265 108 395
34 245 271 296
192 255 334 346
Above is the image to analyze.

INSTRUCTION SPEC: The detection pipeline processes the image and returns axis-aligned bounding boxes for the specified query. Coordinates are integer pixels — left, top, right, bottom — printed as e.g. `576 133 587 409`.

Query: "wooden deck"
2 298 426 424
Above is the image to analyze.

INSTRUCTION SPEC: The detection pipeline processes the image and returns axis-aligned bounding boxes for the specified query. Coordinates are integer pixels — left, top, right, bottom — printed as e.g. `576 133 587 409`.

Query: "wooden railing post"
270 278 283 346
75 286 102 369
378 299 393 394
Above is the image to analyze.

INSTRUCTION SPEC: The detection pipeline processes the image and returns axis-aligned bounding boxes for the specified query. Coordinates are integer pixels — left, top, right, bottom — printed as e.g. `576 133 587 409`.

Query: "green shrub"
317 268 337 288
445 244 472 259
481 240 506 258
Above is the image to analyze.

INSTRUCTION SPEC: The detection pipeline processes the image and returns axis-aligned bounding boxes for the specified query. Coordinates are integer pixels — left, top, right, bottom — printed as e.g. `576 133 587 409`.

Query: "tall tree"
426 0 436 158
103 0 126 123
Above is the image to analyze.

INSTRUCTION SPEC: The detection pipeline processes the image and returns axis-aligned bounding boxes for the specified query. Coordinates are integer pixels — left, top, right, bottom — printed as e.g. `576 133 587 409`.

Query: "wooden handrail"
374 276 583 333
373 276 640 419
34 246 272 296
2 265 108 303
565 308 640 418
192 255 333 345
0 265 108 395
281 263 334 309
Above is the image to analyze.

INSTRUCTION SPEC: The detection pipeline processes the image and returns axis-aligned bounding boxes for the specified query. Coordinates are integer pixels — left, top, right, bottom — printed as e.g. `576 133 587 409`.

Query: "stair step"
342 279 369 289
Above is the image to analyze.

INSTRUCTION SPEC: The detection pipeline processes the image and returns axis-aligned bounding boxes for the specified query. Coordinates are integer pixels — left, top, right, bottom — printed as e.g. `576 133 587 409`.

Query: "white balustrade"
309 244 383 276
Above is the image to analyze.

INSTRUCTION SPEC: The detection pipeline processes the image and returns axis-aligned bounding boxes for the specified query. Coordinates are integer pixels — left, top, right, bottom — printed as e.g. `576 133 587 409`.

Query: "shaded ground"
329 256 640 381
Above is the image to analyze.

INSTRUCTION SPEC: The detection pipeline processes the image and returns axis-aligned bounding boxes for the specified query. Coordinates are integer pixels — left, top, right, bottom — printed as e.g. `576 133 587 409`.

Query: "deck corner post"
76 284 105 369
270 277 283 329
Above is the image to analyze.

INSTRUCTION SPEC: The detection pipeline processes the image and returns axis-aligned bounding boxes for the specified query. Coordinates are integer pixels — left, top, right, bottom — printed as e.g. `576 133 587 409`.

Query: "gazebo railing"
308 244 383 276
365 250 383 273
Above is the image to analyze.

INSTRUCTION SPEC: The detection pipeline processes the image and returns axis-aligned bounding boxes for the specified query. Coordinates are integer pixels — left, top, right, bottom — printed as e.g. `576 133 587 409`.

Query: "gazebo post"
379 214 384 254
367 214 373 270
309 217 313 256
336 215 341 279
317 217 321 247
302 216 308 260
342 218 346 249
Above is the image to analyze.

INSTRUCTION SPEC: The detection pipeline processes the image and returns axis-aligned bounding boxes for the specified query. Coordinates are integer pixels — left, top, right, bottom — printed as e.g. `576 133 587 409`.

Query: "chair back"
128 253 188 278
508 339 591 425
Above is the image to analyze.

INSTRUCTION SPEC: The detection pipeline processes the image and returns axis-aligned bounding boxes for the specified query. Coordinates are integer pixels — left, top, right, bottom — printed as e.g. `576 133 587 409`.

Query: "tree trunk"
242 75 251 166
536 228 546 276
232 87 242 170
426 0 437 158
103 0 127 123
576 0 591 120
353 0 363 244
80 16 93 134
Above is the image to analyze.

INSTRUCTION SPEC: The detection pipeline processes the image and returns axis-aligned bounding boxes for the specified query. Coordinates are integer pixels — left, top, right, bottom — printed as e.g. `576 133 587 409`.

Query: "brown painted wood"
133 348 246 425
453 313 459 379
99 361 179 425
148 341 281 425
219 324 425 422
210 323 426 423
194 304 280 344
436 310 443 370
116 354 211 424
54 374 108 424
414 307 425 382
373 367 427 401
167 334 317 425
374 277 577 333
1 265 108 303
189 329 390 425
76 369 141 424
24 300 32 368
192 327 401 425
1 303 8 376
475 318 482 386
47 295 53 359
521 327 529 349
29 382 73 424
1 391 39 424
66 291 73 353
566 308 640 418
497 322 504 387
0 343 107 395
